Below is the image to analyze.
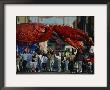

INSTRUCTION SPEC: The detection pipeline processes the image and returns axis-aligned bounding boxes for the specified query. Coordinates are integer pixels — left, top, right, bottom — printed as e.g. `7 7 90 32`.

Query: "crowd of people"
16 46 94 74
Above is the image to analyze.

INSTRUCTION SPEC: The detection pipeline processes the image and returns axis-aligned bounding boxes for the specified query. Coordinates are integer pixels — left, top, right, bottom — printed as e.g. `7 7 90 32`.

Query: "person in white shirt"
55 52 61 72
21 51 28 72
41 53 48 71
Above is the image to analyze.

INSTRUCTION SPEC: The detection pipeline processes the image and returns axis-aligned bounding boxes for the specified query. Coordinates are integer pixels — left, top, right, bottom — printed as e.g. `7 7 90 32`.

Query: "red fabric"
16 23 93 50
53 25 93 49
16 23 45 44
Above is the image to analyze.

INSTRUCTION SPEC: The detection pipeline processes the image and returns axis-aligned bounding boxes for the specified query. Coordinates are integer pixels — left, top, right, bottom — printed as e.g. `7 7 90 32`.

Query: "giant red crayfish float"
16 23 93 51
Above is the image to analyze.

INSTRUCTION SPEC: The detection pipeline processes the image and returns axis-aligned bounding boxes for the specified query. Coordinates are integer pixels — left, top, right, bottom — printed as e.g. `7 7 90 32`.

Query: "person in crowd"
68 56 74 73
62 56 69 72
16 53 21 72
41 53 48 71
61 56 65 72
47 48 54 71
34 52 40 72
31 52 37 72
89 45 94 58
74 48 84 73
50 53 55 72
65 57 69 72
77 60 82 73
86 53 94 74
21 51 29 72
82 59 87 73
53 53 58 72
37 51 43 72
19 59 23 72
47 52 51 71
55 52 61 72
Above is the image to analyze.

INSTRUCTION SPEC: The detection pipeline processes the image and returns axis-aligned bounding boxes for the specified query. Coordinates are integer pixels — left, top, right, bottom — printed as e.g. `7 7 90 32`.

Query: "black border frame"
0 0 110 90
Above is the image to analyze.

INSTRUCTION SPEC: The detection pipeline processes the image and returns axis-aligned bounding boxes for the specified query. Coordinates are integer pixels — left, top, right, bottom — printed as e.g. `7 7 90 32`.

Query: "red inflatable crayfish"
16 23 93 50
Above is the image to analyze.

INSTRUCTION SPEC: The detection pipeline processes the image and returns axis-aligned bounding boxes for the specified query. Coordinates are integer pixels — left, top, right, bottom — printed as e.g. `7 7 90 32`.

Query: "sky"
29 16 76 26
